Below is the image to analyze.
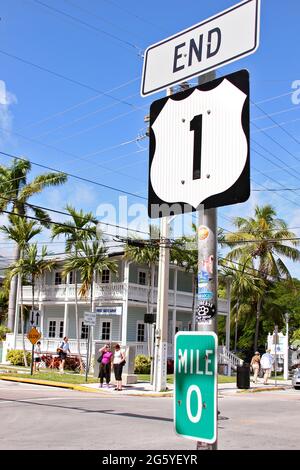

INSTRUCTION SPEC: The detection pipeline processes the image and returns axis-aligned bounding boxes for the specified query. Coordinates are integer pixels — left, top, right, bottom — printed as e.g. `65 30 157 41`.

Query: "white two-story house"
3 249 234 366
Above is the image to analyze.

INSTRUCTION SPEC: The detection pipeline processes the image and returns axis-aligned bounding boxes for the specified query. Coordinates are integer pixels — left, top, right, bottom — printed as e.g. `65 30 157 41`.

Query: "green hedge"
6 349 31 366
134 354 151 374
0 325 11 341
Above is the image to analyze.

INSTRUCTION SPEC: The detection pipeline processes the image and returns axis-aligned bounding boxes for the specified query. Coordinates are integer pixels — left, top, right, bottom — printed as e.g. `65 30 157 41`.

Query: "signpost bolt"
207 110 211 114
203 402 207 409
181 180 185 184
181 118 185 122
206 174 210 179
178 400 182 406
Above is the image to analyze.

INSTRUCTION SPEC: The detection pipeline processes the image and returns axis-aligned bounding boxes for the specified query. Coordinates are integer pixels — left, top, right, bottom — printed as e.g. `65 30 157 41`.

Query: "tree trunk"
234 300 240 352
7 244 20 330
19 272 28 367
74 261 83 373
254 297 262 352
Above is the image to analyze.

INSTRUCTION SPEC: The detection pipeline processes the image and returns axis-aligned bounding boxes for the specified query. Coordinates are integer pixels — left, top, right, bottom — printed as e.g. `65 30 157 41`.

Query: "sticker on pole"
148 69 250 218
174 331 217 443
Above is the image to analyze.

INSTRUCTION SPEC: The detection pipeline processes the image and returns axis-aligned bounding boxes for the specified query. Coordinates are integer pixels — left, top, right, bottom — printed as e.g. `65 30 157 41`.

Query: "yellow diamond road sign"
27 327 41 345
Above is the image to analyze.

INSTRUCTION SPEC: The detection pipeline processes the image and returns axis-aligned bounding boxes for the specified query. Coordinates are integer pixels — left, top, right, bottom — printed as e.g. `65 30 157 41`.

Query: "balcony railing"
21 282 228 313
22 282 126 302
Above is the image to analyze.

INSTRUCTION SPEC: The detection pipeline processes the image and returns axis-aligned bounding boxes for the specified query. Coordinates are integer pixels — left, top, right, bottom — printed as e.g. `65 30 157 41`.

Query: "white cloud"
0 80 17 145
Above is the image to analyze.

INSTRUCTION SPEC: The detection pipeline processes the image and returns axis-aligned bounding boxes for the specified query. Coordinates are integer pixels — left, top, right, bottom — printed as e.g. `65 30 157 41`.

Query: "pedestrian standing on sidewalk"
113 344 126 391
58 336 71 374
260 349 274 385
98 344 113 388
33 341 42 373
250 351 261 383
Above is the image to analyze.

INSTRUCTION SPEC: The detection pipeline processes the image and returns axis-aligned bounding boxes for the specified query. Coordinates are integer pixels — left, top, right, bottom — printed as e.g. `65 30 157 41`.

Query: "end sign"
174 332 217 443
141 0 260 96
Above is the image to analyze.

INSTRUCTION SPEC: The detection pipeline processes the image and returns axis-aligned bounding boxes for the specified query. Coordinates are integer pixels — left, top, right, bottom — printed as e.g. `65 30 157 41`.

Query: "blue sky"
0 0 300 277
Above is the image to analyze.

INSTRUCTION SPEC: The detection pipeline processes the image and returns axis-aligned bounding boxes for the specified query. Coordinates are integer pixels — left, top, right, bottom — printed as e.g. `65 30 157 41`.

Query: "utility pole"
274 324 278 387
153 215 170 391
195 71 218 450
284 313 290 380
153 87 173 392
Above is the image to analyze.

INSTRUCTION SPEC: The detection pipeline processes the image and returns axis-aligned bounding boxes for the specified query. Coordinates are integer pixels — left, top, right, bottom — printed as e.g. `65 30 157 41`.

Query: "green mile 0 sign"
174 332 217 443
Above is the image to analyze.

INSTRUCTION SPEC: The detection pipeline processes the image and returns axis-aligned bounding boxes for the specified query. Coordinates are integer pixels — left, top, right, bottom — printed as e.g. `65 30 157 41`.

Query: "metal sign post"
142 0 259 451
27 327 41 375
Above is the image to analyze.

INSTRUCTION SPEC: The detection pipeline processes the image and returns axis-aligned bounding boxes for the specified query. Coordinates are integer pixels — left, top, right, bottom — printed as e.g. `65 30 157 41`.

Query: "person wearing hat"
250 351 261 383
260 349 274 385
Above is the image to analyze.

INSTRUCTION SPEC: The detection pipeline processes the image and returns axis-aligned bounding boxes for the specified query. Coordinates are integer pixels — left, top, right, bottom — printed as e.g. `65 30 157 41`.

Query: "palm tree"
20 244 57 312
0 158 67 330
10 243 57 372
62 240 117 376
51 205 97 371
219 257 264 351
224 204 300 351
2 216 42 365
124 231 160 356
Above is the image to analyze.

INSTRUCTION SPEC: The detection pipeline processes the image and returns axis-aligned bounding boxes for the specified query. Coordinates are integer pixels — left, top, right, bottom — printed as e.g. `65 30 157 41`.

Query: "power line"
102 0 169 35
32 0 141 52
0 150 147 200
0 48 139 109
19 76 139 130
0 194 150 237
63 0 148 44
218 256 287 282
251 121 300 163
251 100 300 146
252 105 300 122
50 102 149 145
32 91 140 140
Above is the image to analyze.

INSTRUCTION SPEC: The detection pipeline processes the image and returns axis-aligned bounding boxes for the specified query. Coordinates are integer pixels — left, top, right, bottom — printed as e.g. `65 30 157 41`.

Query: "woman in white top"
33 341 42 373
113 344 126 391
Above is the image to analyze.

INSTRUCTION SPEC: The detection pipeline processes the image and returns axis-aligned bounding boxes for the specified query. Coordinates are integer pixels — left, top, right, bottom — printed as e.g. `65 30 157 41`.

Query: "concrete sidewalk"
82 378 292 396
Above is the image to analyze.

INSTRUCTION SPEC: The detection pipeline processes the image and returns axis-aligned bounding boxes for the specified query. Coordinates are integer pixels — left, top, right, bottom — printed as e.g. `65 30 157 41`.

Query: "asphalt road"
0 380 299 450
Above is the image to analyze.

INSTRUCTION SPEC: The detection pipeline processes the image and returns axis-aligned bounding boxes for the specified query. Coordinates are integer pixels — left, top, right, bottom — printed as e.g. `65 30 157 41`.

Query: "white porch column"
38 302 43 332
63 303 69 338
121 260 131 346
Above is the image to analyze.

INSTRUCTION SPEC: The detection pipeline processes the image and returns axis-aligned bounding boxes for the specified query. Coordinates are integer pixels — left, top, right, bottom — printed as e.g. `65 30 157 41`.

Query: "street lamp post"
284 312 290 380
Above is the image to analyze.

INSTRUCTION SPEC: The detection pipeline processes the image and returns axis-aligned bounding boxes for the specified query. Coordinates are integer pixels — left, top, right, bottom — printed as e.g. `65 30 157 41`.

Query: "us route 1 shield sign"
148 69 249 218
174 331 217 443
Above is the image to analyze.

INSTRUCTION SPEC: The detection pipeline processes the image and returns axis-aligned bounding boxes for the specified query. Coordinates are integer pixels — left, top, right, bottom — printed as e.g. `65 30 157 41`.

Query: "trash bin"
236 363 250 389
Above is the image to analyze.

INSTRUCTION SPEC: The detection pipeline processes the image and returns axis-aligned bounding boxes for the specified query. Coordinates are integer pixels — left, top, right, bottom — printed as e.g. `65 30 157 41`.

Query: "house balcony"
21 282 228 312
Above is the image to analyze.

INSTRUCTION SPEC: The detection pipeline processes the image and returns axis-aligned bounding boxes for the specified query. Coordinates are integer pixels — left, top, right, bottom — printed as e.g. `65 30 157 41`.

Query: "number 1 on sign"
190 114 203 180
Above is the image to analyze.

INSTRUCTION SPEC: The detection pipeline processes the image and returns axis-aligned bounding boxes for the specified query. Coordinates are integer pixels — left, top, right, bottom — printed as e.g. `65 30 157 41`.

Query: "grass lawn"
0 369 98 384
138 374 236 384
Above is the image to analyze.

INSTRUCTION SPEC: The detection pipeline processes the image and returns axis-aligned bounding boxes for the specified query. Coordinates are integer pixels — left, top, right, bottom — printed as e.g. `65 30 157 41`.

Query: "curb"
0 375 173 397
237 386 289 393
0 375 106 394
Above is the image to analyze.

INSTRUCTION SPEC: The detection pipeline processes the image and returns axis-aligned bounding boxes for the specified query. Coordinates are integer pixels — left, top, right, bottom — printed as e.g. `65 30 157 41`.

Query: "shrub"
7 349 31 366
0 325 11 341
134 354 151 374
